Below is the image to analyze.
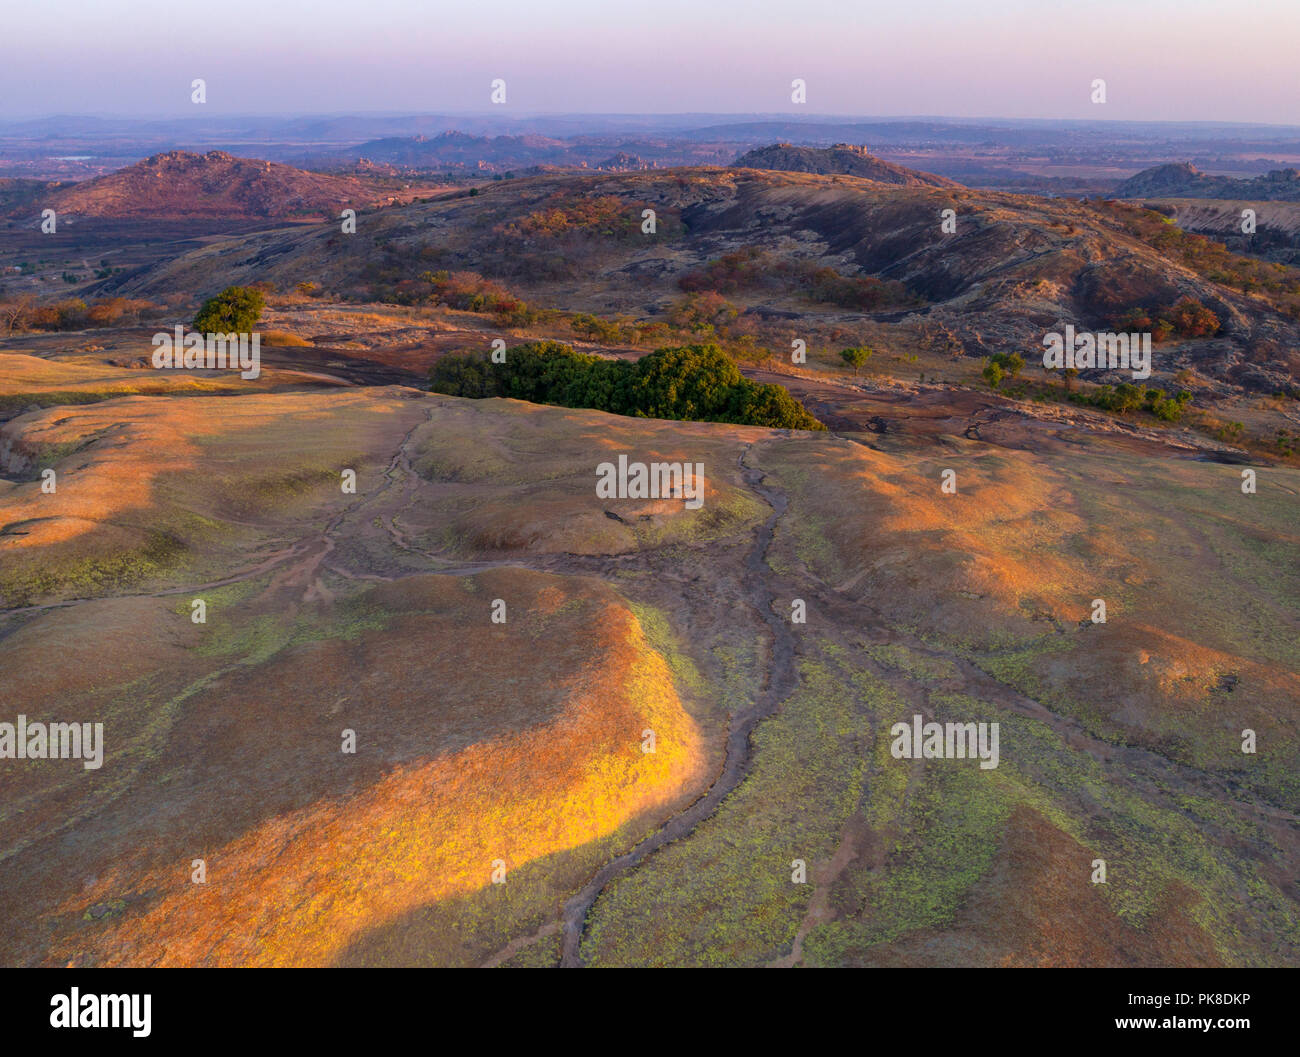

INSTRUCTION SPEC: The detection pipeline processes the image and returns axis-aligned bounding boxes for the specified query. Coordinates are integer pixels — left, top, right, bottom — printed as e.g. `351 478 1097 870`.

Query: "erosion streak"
558 439 799 967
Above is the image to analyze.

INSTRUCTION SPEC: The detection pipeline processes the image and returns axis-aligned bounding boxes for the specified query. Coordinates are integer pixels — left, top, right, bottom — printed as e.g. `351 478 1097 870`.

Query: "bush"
430 341 825 430
428 353 499 398
668 292 739 334
2 295 161 332
85 297 157 327
1166 297 1220 338
989 351 1025 378
1113 299 1219 342
192 286 265 334
418 270 538 326
570 312 623 343
807 270 907 311
29 299 87 330
678 247 772 294
1069 382 1192 420
502 195 641 240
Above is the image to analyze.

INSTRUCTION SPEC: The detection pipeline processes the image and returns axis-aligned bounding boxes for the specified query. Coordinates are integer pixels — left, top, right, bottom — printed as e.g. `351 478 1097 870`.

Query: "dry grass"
0 388 429 605
259 329 312 347
0 568 704 967
1 383 1294 966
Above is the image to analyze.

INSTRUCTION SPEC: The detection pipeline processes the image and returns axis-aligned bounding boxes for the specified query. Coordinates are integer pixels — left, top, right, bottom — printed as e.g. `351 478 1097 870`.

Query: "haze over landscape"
0 0 1296 982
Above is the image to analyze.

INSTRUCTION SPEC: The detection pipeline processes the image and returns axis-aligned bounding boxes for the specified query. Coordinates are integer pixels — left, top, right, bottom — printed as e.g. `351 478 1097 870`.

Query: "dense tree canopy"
192 286 265 334
430 341 826 430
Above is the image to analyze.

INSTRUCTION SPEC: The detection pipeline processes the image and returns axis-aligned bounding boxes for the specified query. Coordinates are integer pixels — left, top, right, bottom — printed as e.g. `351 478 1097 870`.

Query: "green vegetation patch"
0 529 189 608
430 341 826 431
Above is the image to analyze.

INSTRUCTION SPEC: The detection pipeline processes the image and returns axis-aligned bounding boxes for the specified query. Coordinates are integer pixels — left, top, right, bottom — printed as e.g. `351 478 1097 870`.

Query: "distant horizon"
6 112 1300 132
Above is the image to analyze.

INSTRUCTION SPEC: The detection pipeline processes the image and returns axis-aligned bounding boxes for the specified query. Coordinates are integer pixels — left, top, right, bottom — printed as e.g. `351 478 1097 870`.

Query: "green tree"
839 346 873 376
428 353 500 399
990 351 1025 378
192 286 265 334
427 341 825 430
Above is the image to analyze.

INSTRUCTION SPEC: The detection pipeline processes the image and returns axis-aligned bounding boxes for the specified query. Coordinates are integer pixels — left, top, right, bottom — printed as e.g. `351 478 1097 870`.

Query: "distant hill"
344 132 674 172
35 150 380 220
731 143 960 187
0 177 55 216
1116 162 1300 201
348 131 569 168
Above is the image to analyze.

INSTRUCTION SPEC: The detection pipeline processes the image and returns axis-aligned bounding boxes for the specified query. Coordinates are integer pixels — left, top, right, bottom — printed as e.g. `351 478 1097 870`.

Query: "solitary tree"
192 286 265 334
840 346 873 376
0 292 36 336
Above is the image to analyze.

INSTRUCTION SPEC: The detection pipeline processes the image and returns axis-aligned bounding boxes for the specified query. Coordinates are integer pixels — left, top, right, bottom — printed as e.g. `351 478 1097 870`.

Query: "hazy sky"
3 0 1296 123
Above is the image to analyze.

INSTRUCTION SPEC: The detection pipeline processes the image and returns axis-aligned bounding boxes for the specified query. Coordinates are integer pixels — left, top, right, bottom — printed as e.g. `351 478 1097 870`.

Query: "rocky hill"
732 143 960 187
34 150 381 220
348 131 569 169
1116 162 1300 201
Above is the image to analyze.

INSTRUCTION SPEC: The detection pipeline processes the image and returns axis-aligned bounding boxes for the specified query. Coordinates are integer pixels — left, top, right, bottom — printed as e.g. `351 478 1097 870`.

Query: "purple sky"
3 0 1296 123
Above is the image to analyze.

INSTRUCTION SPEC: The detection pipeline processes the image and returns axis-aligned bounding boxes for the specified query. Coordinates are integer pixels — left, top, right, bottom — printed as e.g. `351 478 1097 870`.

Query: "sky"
2 0 1296 124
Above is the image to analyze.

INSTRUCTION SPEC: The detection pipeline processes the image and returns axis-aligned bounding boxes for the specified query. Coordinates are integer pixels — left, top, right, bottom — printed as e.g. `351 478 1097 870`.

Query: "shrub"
29 299 88 329
570 312 623 343
1166 297 1220 338
840 346 873 375
428 353 499 398
1113 299 1219 342
676 250 917 312
1070 383 1192 420
503 195 640 240
807 270 906 310
85 297 157 327
668 292 739 334
418 270 537 326
678 247 772 294
989 351 1024 378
